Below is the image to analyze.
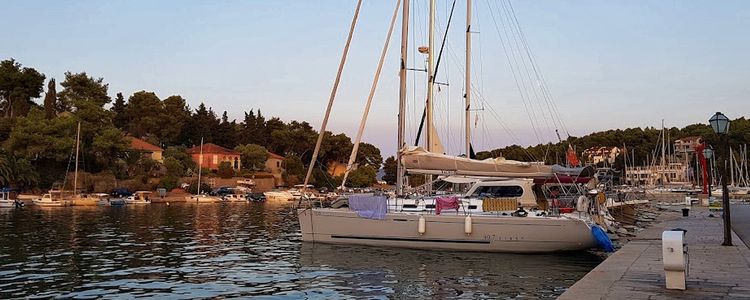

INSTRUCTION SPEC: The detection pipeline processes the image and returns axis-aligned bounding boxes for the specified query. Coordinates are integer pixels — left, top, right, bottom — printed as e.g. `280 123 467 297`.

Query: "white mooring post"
662 230 688 290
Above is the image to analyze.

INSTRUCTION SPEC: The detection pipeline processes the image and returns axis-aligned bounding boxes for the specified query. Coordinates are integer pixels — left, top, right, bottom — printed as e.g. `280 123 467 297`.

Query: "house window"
277 161 280 168
213 155 218 164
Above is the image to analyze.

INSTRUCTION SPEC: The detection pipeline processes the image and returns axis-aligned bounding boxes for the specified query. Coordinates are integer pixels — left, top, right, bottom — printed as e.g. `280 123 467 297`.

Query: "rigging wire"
485 0 543 145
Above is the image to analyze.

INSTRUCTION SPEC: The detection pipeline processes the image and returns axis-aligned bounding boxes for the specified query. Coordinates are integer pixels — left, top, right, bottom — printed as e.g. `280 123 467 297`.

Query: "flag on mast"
566 144 580 167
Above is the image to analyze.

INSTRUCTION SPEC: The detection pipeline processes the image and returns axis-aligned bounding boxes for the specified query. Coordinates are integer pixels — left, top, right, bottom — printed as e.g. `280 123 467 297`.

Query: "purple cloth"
348 194 387 220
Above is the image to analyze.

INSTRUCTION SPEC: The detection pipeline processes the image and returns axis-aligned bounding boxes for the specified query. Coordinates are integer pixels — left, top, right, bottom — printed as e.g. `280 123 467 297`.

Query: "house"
128 136 164 163
582 146 621 165
186 143 241 171
674 136 703 158
266 152 285 185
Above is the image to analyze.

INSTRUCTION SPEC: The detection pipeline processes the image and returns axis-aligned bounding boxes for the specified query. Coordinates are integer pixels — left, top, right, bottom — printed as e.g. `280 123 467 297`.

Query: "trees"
217 161 234 178
124 91 162 139
347 165 377 188
282 156 305 186
356 142 383 167
161 95 190 145
111 92 127 129
234 144 268 171
382 156 397 184
43 79 57 119
0 59 45 118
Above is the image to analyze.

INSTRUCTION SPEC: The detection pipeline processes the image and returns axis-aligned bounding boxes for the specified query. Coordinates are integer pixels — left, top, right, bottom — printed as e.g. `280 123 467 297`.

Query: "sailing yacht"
297 0 607 253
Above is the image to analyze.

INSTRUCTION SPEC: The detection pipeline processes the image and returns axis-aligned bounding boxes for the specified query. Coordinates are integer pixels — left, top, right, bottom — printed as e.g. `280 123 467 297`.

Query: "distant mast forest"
1 58 749 191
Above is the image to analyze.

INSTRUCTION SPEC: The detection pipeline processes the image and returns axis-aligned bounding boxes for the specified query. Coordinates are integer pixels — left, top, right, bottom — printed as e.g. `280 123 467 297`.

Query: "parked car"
110 188 133 198
211 186 233 196
248 193 266 202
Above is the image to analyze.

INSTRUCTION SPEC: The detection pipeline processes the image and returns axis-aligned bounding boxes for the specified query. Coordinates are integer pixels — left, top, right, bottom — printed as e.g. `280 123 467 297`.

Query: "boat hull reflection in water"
300 243 602 299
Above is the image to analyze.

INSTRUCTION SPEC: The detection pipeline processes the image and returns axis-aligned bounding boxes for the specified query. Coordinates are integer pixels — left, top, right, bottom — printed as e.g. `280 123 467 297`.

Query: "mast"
339 0 402 188
197 137 203 194
660 120 666 184
302 0 363 190
397 0 409 195
464 0 472 157
425 0 435 153
731 147 735 187
73 121 81 196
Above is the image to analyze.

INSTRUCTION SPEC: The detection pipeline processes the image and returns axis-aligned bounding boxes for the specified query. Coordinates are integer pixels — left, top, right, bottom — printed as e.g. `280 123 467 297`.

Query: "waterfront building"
582 146 621 165
265 152 285 186
187 143 241 171
127 136 164 163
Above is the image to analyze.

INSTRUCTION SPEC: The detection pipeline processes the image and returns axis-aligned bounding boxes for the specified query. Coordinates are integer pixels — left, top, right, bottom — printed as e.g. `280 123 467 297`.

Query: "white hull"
185 195 223 203
0 200 15 208
33 199 71 207
264 192 293 202
124 200 151 204
298 209 596 253
223 194 248 202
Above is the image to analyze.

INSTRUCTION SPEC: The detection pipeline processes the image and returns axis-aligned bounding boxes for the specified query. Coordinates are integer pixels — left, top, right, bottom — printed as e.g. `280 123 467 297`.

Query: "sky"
2 0 749 157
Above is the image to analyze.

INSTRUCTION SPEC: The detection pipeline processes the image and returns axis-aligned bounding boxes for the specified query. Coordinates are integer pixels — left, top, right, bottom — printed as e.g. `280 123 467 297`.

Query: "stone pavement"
559 206 750 300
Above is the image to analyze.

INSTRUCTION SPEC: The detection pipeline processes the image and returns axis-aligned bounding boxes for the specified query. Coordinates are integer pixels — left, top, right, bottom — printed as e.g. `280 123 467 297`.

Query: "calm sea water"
0 203 602 299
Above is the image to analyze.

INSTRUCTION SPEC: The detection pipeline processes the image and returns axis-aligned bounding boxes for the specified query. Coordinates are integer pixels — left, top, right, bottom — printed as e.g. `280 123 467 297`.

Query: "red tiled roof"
129 137 163 152
186 143 239 155
268 152 285 160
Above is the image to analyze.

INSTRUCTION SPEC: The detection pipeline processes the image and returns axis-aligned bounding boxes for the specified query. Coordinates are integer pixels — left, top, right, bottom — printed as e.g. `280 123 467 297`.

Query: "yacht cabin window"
472 185 524 198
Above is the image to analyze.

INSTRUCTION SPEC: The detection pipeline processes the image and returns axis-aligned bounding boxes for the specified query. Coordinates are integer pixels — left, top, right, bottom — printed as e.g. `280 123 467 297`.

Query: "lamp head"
709 112 730 135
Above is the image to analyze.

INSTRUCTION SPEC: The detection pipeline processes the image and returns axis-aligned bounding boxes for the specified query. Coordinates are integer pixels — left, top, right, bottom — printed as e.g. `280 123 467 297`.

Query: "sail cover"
401 146 554 178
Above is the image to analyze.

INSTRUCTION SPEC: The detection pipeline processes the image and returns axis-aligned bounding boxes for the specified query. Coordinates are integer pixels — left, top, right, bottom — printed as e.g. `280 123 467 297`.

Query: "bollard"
662 230 687 290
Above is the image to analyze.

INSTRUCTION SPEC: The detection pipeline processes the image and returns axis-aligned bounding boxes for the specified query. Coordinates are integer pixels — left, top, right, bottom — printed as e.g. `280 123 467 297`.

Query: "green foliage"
158 175 179 190
382 156 397 184
4 108 76 162
234 144 268 171
356 142 383 167
217 162 234 178
124 91 162 138
347 165 377 188
0 59 46 118
0 151 40 189
160 95 191 145
43 79 57 119
163 156 185 177
164 146 196 173
282 156 305 186
91 127 128 169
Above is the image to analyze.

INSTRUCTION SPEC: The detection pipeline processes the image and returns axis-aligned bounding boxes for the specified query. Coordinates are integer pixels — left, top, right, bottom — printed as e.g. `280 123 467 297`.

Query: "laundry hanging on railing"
349 194 387 220
435 196 460 215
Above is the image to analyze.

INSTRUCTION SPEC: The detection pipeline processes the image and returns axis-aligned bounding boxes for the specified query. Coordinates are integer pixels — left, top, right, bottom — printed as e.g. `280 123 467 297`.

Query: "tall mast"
73 121 81 196
197 137 203 194
302 0 363 190
660 119 665 184
464 0 472 157
397 0 409 195
425 0 435 153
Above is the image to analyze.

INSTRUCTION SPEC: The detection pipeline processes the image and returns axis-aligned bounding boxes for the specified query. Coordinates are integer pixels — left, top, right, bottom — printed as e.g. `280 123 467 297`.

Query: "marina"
1 0 749 298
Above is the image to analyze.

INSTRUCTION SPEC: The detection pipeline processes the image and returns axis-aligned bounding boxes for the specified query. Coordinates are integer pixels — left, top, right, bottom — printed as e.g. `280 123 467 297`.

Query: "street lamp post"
709 112 732 246
703 147 713 199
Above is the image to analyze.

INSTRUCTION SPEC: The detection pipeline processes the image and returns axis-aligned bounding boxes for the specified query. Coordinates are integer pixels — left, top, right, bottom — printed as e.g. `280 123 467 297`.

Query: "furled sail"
400 146 554 178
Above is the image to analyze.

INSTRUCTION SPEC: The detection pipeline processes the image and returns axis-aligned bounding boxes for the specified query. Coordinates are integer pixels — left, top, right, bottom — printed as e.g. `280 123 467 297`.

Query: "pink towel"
435 196 459 215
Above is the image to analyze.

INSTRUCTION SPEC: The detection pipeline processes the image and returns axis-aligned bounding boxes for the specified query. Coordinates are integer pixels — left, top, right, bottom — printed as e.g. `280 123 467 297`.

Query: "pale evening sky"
2 0 749 157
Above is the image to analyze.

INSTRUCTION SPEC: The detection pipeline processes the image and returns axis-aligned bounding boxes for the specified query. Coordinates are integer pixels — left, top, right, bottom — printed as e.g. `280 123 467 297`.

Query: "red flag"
566 144 580 167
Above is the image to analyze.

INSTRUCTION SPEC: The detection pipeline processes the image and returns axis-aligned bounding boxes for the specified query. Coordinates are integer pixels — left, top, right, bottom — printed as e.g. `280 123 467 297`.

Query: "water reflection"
0 203 601 299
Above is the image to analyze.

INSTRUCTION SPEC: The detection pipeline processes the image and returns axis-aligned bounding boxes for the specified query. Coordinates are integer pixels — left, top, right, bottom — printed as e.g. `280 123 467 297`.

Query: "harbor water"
0 203 602 299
